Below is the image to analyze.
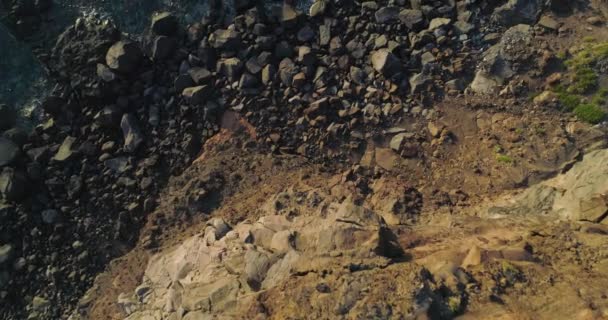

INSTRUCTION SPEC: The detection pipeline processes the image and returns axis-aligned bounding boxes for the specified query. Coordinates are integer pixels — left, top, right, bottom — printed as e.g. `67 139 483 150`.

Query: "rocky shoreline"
1 0 608 319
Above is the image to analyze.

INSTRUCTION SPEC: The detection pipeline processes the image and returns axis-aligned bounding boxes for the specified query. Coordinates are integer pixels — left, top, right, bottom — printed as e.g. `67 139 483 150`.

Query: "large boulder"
151 12 178 36
487 149 608 223
471 24 532 94
106 41 142 73
492 0 544 26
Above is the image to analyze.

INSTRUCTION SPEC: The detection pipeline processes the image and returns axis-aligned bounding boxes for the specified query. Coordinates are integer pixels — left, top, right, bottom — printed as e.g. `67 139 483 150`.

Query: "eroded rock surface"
486 149 608 223
120 196 405 319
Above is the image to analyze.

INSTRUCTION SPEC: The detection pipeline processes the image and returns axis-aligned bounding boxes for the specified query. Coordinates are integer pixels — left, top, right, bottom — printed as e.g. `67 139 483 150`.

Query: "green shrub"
592 88 608 105
496 154 514 165
568 67 598 94
574 103 606 124
556 90 581 111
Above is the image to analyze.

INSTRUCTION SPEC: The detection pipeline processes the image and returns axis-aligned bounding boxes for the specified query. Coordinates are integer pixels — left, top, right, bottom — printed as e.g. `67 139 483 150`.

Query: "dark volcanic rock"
399 9 425 31
493 0 543 26
121 114 144 153
54 136 77 161
189 67 213 84
175 74 196 93
97 63 117 82
210 29 242 51
182 85 212 105
152 36 176 60
375 7 400 24
106 41 143 73
0 138 21 167
0 168 28 201
0 105 16 131
151 12 178 36
371 49 402 77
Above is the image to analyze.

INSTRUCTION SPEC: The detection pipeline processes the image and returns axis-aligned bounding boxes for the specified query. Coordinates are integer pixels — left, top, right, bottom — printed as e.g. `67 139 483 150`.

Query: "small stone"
121 114 144 153
319 25 331 46
453 20 474 34
429 18 451 30
350 66 367 85
182 86 212 105
297 25 315 42
54 136 76 161
538 15 559 31
94 105 122 128
281 4 299 25
533 91 557 105
375 7 400 24
428 122 444 138
0 168 27 201
41 209 60 224
32 296 50 312
210 29 242 51
0 244 13 265
188 67 212 84
371 49 401 77
399 9 425 31
261 64 276 85
309 0 326 17
298 46 316 66
239 73 259 89
218 58 243 81
97 63 116 82
586 16 603 25
390 133 409 151
174 74 195 93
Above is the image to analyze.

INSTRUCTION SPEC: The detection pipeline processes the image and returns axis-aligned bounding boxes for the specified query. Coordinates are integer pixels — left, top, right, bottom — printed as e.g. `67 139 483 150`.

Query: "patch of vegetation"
550 42 608 123
527 91 540 102
447 296 462 315
501 261 519 275
556 50 568 60
565 42 608 94
532 124 546 135
591 88 608 105
496 154 514 165
569 67 598 94
574 103 606 124
583 36 596 43
554 86 581 111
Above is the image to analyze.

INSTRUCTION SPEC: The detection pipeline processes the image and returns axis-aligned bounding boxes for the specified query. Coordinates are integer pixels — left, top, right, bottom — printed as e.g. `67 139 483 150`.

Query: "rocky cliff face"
2 0 608 319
